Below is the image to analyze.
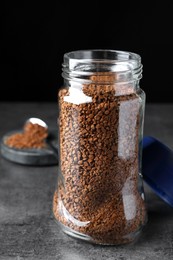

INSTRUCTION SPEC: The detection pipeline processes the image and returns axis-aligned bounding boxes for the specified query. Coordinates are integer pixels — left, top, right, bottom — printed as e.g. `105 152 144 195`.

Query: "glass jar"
53 49 148 245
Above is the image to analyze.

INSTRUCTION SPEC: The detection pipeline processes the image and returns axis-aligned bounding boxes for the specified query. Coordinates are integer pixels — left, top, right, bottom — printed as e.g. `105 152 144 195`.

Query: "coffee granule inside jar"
5 122 48 149
53 73 147 245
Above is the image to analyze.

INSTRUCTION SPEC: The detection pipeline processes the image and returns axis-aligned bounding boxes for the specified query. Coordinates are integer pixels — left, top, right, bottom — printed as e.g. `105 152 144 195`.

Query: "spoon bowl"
25 117 48 129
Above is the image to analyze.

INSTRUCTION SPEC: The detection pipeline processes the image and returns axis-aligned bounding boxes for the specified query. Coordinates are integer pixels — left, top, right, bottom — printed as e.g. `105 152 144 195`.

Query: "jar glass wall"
53 50 147 245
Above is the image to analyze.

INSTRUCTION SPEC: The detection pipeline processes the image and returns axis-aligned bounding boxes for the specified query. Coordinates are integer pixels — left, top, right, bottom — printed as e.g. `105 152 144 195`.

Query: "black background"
1 2 173 103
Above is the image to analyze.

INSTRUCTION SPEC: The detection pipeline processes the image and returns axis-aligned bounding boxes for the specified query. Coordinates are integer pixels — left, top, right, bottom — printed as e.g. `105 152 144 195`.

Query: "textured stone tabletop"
0 102 173 260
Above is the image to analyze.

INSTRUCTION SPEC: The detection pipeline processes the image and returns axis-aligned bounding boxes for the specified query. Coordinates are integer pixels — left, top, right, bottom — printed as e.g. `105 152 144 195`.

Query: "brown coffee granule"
53 74 147 245
5 122 48 149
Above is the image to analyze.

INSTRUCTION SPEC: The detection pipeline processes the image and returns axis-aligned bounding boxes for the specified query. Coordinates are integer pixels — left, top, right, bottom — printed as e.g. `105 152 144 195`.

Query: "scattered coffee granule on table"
5 122 48 149
53 73 147 245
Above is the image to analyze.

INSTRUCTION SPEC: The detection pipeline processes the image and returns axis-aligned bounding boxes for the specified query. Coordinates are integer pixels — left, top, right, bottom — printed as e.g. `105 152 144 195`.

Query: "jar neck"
62 49 142 86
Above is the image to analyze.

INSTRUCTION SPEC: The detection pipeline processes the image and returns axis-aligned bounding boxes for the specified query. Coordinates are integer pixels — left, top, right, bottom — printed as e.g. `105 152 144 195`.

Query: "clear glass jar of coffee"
53 49 148 245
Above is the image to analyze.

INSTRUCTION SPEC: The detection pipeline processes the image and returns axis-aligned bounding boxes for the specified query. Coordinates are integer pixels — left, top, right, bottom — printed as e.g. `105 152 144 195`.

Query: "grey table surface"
0 102 173 260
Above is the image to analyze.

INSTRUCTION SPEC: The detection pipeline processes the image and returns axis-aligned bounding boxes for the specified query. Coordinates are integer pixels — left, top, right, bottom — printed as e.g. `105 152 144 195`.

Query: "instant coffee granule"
53 74 147 245
5 122 48 149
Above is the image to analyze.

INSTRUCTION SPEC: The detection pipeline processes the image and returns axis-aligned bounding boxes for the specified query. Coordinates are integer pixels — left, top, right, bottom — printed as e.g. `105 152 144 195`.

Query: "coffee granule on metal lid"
5 122 48 149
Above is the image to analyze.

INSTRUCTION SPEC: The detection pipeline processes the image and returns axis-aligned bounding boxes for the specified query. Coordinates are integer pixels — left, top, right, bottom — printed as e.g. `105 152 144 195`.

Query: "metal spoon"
25 117 48 129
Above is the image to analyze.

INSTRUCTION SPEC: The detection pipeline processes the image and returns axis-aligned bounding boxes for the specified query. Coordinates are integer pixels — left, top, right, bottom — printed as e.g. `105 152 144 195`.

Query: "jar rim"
62 49 142 83
64 49 141 66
